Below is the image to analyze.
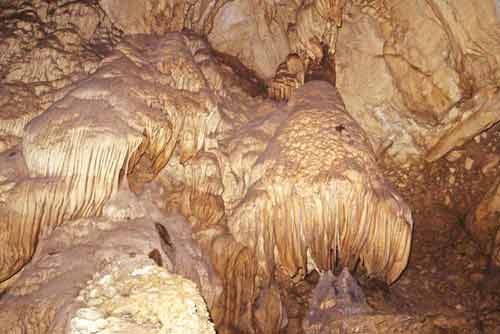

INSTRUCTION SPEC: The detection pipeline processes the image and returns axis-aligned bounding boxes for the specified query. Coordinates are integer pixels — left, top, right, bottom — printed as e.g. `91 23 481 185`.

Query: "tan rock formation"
96 0 346 90
0 209 217 334
426 86 500 162
0 20 414 332
0 83 42 154
303 269 371 333
466 177 500 263
208 0 291 80
71 259 215 334
227 82 412 284
0 0 121 91
336 0 500 163
2 0 496 165
0 32 258 333
0 33 220 283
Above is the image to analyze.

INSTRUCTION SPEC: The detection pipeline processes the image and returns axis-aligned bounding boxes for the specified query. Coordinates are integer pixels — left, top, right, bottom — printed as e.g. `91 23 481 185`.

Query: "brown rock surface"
467 176 500 264
336 0 500 163
227 81 412 284
0 207 218 334
0 0 120 91
0 30 414 333
1 1 500 333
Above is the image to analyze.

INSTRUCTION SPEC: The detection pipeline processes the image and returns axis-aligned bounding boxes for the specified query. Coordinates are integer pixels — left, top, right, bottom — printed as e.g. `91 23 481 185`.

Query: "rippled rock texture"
0 1 499 333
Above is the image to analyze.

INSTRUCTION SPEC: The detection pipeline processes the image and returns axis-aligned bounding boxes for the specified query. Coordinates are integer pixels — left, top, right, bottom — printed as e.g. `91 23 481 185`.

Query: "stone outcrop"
3 1 499 332
0 206 217 334
336 0 500 163
0 33 220 283
467 177 500 267
225 82 412 284
302 269 472 334
0 0 121 92
4 0 496 164
0 84 42 153
91 0 500 162
0 29 413 333
303 269 372 333
97 0 346 81
70 258 215 334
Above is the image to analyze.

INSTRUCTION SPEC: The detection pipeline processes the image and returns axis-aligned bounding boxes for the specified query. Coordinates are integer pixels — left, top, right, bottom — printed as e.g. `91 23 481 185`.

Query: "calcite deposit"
71 259 215 334
227 82 412 284
0 202 219 334
0 0 500 333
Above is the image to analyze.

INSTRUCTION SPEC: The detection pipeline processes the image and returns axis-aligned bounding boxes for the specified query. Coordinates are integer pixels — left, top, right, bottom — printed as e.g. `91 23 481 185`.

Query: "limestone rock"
99 0 186 35
0 84 42 138
302 269 467 333
70 259 215 334
303 269 371 333
0 29 415 334
465 157 475 171
446 150 465 163
336 0 500 163
0 33 222 283
208 0 290 80
0 0 121 90
335 3 423 161
97 0 346 86
254 285 287 334
0 210 217 334
466 177 500 258
303 269 448 334
482 153 500 175
426 87 500 162
155 79 413 331
228 82 412 284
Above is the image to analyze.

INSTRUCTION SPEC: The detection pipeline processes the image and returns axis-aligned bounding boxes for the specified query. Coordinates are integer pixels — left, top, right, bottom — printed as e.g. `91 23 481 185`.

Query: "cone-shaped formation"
229 81 412 283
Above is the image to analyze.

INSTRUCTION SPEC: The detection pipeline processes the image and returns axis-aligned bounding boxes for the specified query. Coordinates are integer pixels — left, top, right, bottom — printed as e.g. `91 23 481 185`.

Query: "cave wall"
0 1 500 334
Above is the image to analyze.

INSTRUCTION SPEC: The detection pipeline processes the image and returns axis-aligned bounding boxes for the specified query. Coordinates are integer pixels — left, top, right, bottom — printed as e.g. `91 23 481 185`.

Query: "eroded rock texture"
71 259 215 334
92 0 500 163
467 177 500 269
0 207 217 334
0 0 121 92
226 82 411 285
0 28 412 333
336 0 500 162
1 1 499 333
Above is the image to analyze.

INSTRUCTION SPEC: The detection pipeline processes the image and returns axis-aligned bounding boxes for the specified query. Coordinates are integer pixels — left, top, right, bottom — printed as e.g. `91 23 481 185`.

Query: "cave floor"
278 125 500 334
359 124 500 333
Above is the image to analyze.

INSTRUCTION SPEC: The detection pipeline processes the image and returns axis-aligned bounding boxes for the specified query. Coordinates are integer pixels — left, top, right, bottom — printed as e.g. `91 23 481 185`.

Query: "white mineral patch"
131 265 156 276
70 257 215 334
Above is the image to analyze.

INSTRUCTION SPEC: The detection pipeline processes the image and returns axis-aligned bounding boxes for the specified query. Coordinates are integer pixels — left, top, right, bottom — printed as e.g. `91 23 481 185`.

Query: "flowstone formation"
0 28 412 333
1 0 499 333
0 203 218 334
226 81 412 284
